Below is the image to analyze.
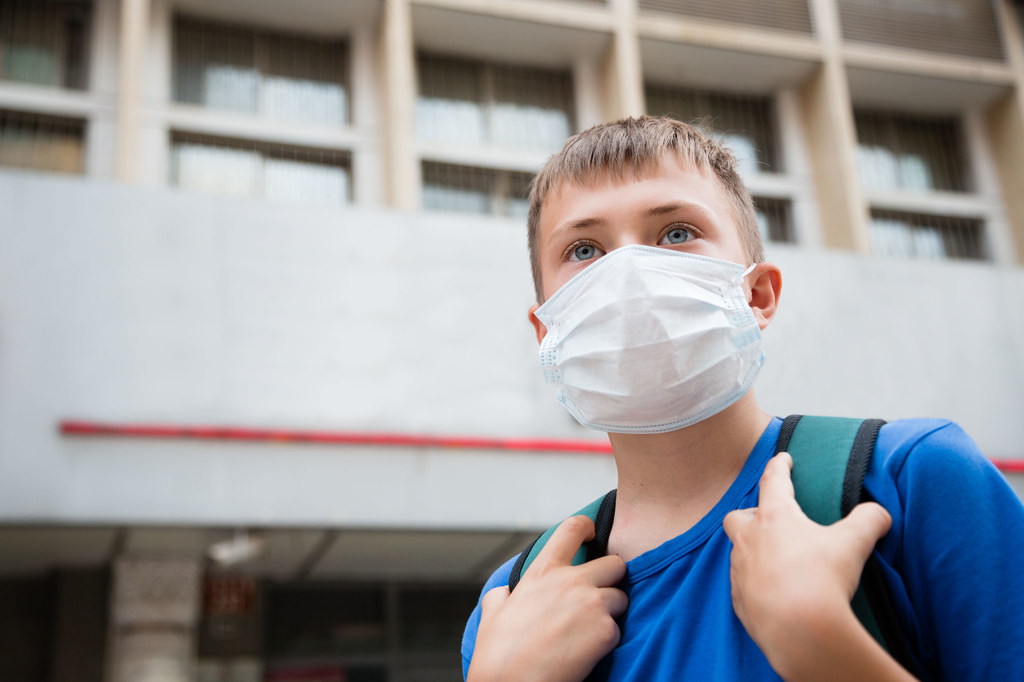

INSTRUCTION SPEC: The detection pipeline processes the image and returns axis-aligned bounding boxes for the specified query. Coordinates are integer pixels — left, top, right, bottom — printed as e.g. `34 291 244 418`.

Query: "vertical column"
600 0 645 121
798 0 870 252
105 557 201 682
985 93 1024 264
776 88 823 248
984 1 1024 264
115 0 150 183
378 0 419 210
352 24 384 206
85 0 121 179
573 57 604 132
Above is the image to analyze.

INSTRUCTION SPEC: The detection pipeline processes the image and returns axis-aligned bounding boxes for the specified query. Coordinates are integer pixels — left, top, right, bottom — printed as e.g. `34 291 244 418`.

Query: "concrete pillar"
351 23 384 206
378 0 419 210
85 0 121 179
115 0 150 183
984 1 1024 264
573 57 604 132
600 0 645 121
798 0 871 252
105 557 201 682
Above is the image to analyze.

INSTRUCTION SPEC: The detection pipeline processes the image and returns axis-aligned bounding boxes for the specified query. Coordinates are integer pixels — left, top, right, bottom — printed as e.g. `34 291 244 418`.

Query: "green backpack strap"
777 416 884 643
779 415 917 677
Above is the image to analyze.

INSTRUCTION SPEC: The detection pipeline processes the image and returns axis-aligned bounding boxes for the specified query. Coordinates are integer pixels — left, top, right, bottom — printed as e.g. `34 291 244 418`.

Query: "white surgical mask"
534 245 765 434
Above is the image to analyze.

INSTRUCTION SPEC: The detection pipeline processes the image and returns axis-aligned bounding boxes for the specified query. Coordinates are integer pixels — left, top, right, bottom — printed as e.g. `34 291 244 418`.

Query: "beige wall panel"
378 0 418 210
599 0 645 121
797 61 867 252
986 90 1024 264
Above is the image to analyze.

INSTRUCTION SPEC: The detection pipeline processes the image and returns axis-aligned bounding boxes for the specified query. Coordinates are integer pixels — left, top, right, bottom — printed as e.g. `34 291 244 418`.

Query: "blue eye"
569 243 604 262
660 225 692 245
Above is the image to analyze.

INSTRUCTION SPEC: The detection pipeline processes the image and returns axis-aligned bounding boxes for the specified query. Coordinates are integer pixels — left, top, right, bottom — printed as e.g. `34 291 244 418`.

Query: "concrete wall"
1 171 1022 529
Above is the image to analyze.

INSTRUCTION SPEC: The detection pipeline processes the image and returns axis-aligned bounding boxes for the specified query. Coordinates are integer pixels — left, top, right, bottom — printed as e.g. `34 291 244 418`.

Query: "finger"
480 585 509 614
600 586 629 618
578 553 627 587
835 502 893 558
757 452 795 509
722 508 755 540
532 515 596 569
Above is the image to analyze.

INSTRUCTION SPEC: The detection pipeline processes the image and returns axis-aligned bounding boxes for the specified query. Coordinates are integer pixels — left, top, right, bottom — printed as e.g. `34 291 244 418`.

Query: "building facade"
2 0 1024 680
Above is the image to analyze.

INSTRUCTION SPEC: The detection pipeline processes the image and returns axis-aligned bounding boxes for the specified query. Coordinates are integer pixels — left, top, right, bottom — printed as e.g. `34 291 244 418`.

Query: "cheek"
545 265 587 298
539 259 575 299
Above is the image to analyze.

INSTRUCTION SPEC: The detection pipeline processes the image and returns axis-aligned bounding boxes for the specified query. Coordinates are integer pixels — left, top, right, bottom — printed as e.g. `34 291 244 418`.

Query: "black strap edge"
841 418 920 678
508 536 537 592
842 418 885 517
775 414 803 454
586 490 617 562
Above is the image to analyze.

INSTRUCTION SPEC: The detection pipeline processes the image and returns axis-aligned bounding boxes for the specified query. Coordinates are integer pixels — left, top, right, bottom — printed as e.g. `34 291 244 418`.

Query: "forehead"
538 155 735 238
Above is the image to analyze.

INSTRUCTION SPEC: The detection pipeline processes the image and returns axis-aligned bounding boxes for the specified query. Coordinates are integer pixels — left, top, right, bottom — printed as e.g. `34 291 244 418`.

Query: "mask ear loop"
734 263 757 284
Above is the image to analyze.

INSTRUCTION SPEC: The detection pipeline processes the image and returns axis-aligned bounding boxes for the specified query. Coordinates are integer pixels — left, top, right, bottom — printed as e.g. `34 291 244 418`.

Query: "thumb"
480 585 510 616
836 502 892 559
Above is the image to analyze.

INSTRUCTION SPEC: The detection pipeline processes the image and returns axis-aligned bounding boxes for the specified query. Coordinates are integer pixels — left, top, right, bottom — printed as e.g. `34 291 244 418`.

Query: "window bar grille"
416 53 573 153
855 111 966 193
869 209 986 261
638 0 813 35
421 161 532 218
0 109 85 173
837 0 1004 61
753 197 794 244
172 16 348 126
0 0 91 89
646 85 779 174
169 131 351 205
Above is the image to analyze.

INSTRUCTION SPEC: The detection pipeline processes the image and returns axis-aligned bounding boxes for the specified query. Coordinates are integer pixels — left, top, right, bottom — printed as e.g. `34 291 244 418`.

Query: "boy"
461 117 1024 680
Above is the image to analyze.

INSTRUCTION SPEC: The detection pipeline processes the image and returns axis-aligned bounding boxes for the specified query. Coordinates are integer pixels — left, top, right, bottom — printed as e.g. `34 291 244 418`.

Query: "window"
754 197 794 244
856 111 966 193
639 0 813 35
421 162 532 218
837 0 1003 61
417 54 574 153
0 0 90 89
170 132 350 205
173 16 349 126
870 209 985 260
646 85 779 176
0 109 84 173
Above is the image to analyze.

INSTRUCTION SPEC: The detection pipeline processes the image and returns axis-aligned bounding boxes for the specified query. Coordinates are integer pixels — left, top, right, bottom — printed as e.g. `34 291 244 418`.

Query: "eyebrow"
645 201 709 217
550 201 715 238
557 217 605 232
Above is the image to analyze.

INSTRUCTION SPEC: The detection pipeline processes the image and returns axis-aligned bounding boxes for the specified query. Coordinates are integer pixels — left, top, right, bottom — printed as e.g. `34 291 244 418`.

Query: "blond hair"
526 115 763 301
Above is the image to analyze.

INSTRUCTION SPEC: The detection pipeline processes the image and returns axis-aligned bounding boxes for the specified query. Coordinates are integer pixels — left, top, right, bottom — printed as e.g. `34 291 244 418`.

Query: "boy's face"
531 154 750 303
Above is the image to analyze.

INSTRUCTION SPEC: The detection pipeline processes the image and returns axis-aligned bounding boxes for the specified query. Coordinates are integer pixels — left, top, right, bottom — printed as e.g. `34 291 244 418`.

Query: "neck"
605 392 773 561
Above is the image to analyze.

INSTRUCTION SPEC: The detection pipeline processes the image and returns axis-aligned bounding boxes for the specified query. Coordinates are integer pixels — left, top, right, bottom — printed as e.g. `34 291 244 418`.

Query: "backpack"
507 415 919 676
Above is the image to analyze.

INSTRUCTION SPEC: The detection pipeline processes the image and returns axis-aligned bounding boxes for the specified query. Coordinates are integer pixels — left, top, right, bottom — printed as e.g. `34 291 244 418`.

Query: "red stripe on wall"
59 420 1024 473
58 420 614 454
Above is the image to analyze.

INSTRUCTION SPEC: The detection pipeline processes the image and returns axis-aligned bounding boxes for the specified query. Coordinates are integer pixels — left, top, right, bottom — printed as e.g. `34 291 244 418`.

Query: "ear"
528 303 547 344
747 262 782 331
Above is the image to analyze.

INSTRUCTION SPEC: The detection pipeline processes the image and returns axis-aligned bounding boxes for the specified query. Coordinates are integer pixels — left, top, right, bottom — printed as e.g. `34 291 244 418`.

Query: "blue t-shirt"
461 418 1024 681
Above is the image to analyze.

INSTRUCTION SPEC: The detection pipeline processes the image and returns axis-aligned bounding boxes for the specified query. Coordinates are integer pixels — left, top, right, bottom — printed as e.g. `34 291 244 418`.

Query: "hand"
723 452 905 681
467 515 628 682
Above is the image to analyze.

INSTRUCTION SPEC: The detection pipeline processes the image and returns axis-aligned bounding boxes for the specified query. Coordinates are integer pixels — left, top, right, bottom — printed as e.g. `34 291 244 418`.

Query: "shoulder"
868 417 1024 570
866 417 1024 576
461 555 517 678
872 418 994 484
868 419 1024 679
